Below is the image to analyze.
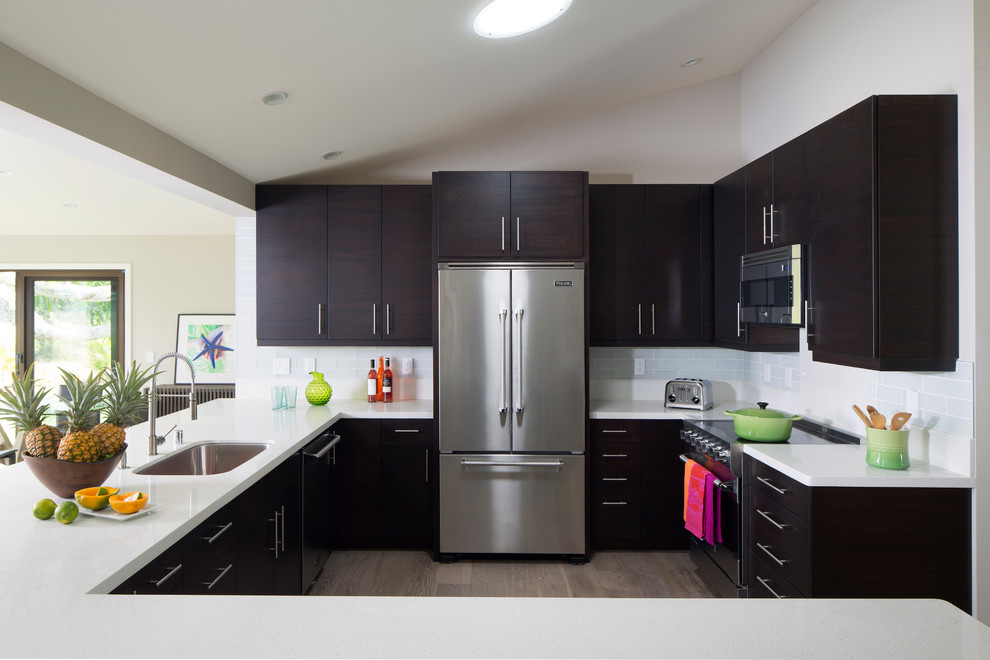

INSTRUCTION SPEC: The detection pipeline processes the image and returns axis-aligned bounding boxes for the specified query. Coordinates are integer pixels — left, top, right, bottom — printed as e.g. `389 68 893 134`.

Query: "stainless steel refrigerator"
437 263 586 557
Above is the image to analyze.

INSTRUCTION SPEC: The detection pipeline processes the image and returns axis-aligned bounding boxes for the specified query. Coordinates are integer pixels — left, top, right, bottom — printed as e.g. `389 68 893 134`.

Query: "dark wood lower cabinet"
590 419 689 550
744 456 972 612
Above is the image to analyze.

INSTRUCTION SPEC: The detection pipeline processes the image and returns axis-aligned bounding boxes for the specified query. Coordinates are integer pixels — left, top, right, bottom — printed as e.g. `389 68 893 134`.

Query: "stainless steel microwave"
739 244 803 326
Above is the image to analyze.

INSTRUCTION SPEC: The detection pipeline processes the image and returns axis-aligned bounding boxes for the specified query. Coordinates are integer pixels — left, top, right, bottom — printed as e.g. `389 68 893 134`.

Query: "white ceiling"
0 0 815 235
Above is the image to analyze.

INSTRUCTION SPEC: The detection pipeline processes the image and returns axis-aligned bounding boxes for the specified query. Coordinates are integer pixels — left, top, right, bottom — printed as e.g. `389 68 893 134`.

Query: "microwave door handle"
499 309 508 413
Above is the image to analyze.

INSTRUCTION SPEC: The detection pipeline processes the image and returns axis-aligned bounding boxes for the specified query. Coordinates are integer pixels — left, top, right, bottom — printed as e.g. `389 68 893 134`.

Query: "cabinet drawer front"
750 459 810 519
592 466 640 491
592 500 641 540
750 528 812 596
591 442 640 466
749 551 806 599
751 488 811 557
111 544 183 595
182 545 237 595
381 419 433 441
183 503 238 571
591 420 640 442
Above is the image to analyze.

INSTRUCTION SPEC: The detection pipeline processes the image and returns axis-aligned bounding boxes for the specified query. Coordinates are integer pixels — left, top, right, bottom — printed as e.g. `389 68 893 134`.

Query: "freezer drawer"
439 454 585 555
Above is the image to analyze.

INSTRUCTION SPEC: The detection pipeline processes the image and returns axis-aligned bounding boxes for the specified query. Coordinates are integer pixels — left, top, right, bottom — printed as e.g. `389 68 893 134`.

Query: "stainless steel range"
680 417 859 598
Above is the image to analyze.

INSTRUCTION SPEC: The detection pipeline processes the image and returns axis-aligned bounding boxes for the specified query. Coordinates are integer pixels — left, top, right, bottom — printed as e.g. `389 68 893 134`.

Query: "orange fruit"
75 486 120 511
109 491 148 514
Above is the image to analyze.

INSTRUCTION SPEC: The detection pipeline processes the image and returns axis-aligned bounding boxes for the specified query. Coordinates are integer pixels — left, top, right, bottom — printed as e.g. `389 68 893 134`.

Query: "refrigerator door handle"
499 308 508 413
514 307 524 413
460 459 562 471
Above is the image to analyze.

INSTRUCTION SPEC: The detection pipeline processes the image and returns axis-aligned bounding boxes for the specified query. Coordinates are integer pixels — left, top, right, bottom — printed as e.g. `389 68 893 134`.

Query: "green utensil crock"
865 427 910 470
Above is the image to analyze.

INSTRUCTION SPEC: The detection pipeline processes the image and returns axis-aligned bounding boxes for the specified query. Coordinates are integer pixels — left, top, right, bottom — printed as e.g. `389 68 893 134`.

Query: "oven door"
681 452 744 598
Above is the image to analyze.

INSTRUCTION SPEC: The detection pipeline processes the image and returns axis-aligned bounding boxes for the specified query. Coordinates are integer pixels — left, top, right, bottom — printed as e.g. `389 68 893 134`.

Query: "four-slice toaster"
664 378 713 410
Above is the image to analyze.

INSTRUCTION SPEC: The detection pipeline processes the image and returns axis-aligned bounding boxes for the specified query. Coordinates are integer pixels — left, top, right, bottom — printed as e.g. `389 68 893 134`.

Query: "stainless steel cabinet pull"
280 505 286 553
372 303 377 335
318 304 324 335
601 429 627 434
386 303 391 335
762 206 769 244
204 522 233 544
736 302 743 337
393 429 421 433
651 303 655 336
153 564 182 589
204 564 233 591
757 542 788 566
309 435 341 460
769 203 776 242
516 216 520 252
273 510 281 559
501 217 506 252
757 509 788 530
514 307 524 413
756 575 787 599
602 501 627 506
637 304 642 335
757 476 788 495
805 300 815 338
601 453 628 458
498 309 508 413
602 477 628 482
425 447 429 482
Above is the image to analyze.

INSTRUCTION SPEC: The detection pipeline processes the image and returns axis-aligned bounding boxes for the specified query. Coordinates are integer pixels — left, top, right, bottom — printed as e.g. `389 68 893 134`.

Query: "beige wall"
0 234 234 382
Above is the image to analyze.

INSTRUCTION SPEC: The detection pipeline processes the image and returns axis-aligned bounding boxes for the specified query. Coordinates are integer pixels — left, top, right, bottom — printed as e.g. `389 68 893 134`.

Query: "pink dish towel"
684 462 708 539
703 473 722 545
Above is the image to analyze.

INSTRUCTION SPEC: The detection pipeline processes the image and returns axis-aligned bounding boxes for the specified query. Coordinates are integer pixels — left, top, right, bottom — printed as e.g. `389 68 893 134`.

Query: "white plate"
77 504 159 521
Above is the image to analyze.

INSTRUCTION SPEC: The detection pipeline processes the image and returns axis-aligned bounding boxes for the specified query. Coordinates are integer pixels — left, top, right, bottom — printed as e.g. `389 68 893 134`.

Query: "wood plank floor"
308 550 718 598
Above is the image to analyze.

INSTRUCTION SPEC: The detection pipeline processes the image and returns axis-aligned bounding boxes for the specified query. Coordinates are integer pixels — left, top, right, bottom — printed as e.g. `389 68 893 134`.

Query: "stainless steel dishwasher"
301 431 340 590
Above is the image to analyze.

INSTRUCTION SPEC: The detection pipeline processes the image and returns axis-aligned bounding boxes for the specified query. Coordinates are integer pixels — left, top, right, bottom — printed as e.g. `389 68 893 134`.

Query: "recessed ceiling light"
474 0 572 39
261 91 288 106
680 57 701 68
322 151 343 161
62 203 77 209
0 169 13 176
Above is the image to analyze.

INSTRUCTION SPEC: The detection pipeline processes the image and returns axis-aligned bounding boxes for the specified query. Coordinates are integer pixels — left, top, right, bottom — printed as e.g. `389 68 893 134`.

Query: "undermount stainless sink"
132 441 271 476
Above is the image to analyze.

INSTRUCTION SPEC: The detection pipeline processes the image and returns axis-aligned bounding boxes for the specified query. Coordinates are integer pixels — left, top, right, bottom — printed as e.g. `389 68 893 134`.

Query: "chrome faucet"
148 352 198 456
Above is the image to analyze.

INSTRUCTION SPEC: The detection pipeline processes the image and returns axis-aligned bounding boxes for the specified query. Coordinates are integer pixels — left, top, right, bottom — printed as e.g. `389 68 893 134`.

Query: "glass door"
0 272 16 449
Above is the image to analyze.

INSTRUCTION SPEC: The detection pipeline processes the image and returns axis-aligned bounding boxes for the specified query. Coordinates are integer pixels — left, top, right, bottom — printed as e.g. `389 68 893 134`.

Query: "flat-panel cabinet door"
381 185 432 342
256 185 328 343
713 168 746 345
436 171 511 259
273 481 302 595
509 171 585 259
380 441 432 547
437 268 512 453
589 185 646 343
327 186 383 341
645 185 709 342
332 419 382 546
771 135 808 247
744 154 774 252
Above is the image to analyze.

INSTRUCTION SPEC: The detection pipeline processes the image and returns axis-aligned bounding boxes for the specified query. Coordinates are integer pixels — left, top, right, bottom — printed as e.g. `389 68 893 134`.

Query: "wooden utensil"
869 410 887 430
866 405 880 416
852 405 874 428
890 411 912 431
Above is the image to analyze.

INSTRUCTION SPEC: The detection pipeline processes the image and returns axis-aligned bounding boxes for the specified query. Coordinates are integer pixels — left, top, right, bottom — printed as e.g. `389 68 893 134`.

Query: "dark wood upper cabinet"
435 171 587 260
256 184 432 346
745 135 808 252
806 95 958 371
713 169 799 351
256 185 328 343
590 184 712 346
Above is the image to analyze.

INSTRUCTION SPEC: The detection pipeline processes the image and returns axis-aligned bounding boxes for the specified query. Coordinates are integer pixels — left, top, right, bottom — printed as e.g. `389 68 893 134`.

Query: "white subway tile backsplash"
922 375 972 400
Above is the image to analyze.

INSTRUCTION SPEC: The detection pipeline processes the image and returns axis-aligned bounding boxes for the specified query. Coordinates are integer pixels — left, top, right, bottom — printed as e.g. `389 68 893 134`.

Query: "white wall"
0 235 235 381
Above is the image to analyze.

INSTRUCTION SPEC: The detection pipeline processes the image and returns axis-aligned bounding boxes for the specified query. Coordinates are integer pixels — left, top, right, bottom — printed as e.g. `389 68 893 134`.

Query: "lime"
54 501 79 524
33 498 57 520
97 487 109 496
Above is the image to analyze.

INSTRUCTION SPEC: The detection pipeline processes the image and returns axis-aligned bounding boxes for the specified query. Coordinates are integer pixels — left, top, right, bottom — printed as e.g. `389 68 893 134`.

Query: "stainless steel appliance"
680 418 858 598
438 263 586 559
664 378 713 410
739 244 804 325
300 430 340 590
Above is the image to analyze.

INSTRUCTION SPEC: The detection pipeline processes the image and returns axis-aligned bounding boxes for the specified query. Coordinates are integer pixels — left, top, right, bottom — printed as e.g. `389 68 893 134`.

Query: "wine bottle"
376 356 384 402
367 359 377 403
383 358 393 403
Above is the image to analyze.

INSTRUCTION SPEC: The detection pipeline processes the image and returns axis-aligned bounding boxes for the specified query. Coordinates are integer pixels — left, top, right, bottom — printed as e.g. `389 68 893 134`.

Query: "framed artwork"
175 314 235 384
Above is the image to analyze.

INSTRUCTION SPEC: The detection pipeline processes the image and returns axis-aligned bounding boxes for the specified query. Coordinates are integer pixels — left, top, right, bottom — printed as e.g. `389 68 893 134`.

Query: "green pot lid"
726 403 799 419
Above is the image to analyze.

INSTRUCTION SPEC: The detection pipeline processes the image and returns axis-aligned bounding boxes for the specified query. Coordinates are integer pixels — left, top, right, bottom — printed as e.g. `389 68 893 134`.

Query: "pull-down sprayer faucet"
148 352 197 456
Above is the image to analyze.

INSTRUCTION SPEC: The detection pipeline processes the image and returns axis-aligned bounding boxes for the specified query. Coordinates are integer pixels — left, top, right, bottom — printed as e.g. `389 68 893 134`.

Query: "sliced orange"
108 491 148 515
74 486 120 511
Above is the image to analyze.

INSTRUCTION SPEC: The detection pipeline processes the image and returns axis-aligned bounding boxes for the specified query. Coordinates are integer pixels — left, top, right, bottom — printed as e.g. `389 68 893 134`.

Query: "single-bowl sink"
132 441 271 476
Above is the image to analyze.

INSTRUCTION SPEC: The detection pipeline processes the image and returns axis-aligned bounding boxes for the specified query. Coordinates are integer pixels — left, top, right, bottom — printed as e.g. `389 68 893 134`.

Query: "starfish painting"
193 328 234 369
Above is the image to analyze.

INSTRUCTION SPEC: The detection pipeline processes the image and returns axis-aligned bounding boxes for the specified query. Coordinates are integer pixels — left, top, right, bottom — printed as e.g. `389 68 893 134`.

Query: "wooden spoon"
852 405 874 428
866 404 880 417
869 410 887 430
890 412 912 431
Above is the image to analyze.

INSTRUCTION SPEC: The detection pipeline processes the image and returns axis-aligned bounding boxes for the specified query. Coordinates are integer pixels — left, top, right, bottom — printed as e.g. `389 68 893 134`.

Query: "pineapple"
92 361 157 458
55 368 106 463
0 364 62 458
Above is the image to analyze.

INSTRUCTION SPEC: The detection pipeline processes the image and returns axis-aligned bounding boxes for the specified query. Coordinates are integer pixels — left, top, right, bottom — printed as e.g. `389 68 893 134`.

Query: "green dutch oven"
725 402 802 442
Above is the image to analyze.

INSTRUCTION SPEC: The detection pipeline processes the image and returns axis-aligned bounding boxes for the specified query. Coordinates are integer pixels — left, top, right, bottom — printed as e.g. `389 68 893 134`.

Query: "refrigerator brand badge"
554 280 573 287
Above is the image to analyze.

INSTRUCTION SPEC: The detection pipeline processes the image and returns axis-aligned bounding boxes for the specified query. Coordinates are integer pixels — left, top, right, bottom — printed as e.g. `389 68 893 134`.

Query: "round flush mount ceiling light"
321 151 343 161
473 0 572 38
261 91 288 106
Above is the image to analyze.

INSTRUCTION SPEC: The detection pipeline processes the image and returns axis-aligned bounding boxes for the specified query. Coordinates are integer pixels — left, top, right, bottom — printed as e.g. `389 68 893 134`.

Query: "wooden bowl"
22 444 126 499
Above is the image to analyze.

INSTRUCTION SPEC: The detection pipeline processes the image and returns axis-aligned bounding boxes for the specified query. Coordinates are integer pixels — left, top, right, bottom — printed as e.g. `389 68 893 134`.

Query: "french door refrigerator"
438 263 586 558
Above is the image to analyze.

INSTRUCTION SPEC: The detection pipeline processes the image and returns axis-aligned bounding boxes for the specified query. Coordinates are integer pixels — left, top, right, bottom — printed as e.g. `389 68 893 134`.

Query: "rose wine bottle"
376 356 384 402
367 359 377 403
383 358 393 403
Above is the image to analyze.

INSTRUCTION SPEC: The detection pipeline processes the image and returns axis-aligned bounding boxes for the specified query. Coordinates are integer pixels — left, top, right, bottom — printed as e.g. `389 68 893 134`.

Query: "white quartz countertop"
2 396 987 658
590 399 750 420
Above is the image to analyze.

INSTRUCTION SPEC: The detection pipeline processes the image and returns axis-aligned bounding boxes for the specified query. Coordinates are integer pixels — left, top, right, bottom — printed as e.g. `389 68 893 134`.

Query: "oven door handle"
678 454 736 492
